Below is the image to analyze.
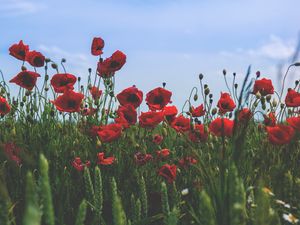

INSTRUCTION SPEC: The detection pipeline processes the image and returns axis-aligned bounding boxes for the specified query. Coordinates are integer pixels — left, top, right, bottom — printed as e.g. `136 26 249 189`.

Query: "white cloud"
0 0 46 16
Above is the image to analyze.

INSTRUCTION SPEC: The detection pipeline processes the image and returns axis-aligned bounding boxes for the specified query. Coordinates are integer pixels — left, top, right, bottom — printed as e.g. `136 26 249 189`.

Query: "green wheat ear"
111 177 127 225
83 167 95 207
94 166 103 220
137 175 148 218
23 172 41 225
130 194 141 224
198 190 216 225
161 182 179 225
39 154 55 225
0 172 10 225
75 199 87 225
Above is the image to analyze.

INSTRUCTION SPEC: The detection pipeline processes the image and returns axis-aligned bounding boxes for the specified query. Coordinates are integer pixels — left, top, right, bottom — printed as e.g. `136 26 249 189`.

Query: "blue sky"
0 0 299 107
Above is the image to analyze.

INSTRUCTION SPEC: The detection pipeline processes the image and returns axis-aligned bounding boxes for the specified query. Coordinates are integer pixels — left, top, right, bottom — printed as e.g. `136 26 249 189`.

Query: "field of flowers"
0 37 300 225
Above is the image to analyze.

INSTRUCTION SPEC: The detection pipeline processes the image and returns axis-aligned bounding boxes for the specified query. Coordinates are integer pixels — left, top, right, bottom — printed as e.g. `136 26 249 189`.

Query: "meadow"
0 37 300 225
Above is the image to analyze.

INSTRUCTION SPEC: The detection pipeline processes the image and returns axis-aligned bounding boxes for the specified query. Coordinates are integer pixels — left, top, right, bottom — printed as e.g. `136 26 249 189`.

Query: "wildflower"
188 124 208 142
237 108 252 122
217 92 236 114
9 40 29 61
50 73 77 93
10 70 40 91
209 118 234 137
51 89 84 113
25 50 45 67
178 157 197 168
171 115 190 133
97 50 126 77
3 142 22 165
0 97 11 116
287 116 300 131
90 86 102 100
115 105 137 128
283 213 299 224
152 134 163 145
97 152 115 165
263 112 276 127
285 89 300 107
158 164 177 183
139 111 164 128
266 125 294 145
97 123 122 143
72 157 90 171
134 152 153 165
156 149 170 158
252 78 274 96
146 87 172 111
163 105 178 123
116 86 143 108
91 37 105 56
190 104 205 117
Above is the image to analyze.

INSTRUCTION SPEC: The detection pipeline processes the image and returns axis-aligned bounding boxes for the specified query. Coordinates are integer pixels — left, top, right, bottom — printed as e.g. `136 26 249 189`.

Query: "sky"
0 0 299 108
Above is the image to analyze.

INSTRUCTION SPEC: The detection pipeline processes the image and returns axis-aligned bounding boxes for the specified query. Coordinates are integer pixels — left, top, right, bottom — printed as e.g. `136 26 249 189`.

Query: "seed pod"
204 88 210 95
194 94 198 101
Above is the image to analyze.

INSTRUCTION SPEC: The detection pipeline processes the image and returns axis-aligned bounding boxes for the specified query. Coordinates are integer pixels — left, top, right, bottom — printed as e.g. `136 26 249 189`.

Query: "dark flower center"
67 100 77 108
109 61 120 69
127 94 139 103
34 57 44 66
22 75 34 87
0 103 6 112
59 79 70 86
18 50 25 57
153 96 163 104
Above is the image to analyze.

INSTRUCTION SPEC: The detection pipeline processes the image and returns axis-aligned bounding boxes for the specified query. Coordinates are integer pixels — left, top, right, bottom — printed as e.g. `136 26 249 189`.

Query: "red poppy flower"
146 87 172 111
178 157 197 168
286 116 300 132
51 89 84 113
171 115 191 133
50 73 77 93
209 118 234 137
3 142 22 165
25 50 45 67
116 86 143 108
81 107 97 116
189 124 208 142
134 152 153 165
97 50 126 77
0 97 11 116
97 152 115 165
190 104 205 117
9 40 29 61
252 78 274 96
153 134 163 145
72 157 90 171
156 149 170 158
163 105 178 123
238 108 252 122
115 105 137 128
91 37 105 56
266 125 294 145
97 123 122 143
217 92 236 114
263 112 276 127
9 71 40 90
90 86 102 100
89 125 100 138
285 89 300 107
139 111 164 128
158 164 177 183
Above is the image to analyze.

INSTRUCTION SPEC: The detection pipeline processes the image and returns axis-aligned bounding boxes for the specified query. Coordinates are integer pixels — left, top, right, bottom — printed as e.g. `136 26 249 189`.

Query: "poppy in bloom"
158 164 177 183
252 78 274 96
115 105 137 128
97 123 123 143
139 111 164 128
286 116 300 132
134 152 153 165
188 124 208 143
51 89 84 113
146 87 172 111
50 73 77 93
163 105 178 123
0 97 11 116
217 92 236 114
81 107 97 116
3 142 22 165
89 125 100 138
97 152 115 165
156 149 170 158
263 112 276 127
9 40 29 61
91 37 105 56
209 118 234 137
97 50 126 77
25 50 45 67
9 71 40 91
190 104 205 117
266 125 294 145
171 115 191 133
285 89 300 107
153 134 163 145
237 108 252 123
72 157 90 171
90 86 102 100
117 86 143 108
178 157 197 168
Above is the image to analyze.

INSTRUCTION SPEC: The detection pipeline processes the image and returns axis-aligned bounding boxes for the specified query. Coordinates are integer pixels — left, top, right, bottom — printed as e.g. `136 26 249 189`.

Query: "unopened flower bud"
51 63 58 69
266 95 271 102
204 88 210 95
272 99 277 107
45 58 51 63
234 83 238 89
255 92 261 99
280 103 285 109
193 94 198 101
199 73 204 80
212 108 217 115
256 71 261 78
223 69 226 76
21 66 27 71
61 58 66 63
88 68 92 73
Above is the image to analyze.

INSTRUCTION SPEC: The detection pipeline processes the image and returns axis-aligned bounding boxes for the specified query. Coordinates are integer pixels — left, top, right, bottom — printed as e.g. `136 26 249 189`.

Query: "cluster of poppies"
2 37 300 184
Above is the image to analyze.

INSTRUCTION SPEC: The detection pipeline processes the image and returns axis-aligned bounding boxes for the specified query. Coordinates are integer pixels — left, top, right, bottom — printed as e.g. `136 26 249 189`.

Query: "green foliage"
83 167 95 207
75 199 87 225
111 178 127 225
197 190 216 225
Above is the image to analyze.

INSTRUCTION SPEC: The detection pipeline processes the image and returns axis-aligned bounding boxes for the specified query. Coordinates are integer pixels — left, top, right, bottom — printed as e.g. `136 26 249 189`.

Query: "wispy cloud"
0 0 46 17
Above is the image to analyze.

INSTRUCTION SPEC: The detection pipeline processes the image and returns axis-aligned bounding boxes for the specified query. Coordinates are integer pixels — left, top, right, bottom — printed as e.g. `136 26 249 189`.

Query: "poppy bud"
266 95 271 102
256 71 261 78
209 94 213 98
209 99 213 104
193 94 198 101
204 88 210 95
20 102 24 107
295 80 299 86
211 108 217 115
162 128 168 137
280 103 285 109
234 83 238 89
223 69 226 76
109 91 114 97
162 82 166 88
61 58 66 63
272 99 277 107
51 63 58 69
294 62 300 66
204 84 208 89
96 138 102 147
199 73 204 80
45 87 49 92
233 72 236 77
78 77 81 82
88 68 92 73
21 66 27 71
45 74 49 81
262 103 266 110
255 92 261 99
22 96 26 102
45 58 51 63
261 97 265 104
